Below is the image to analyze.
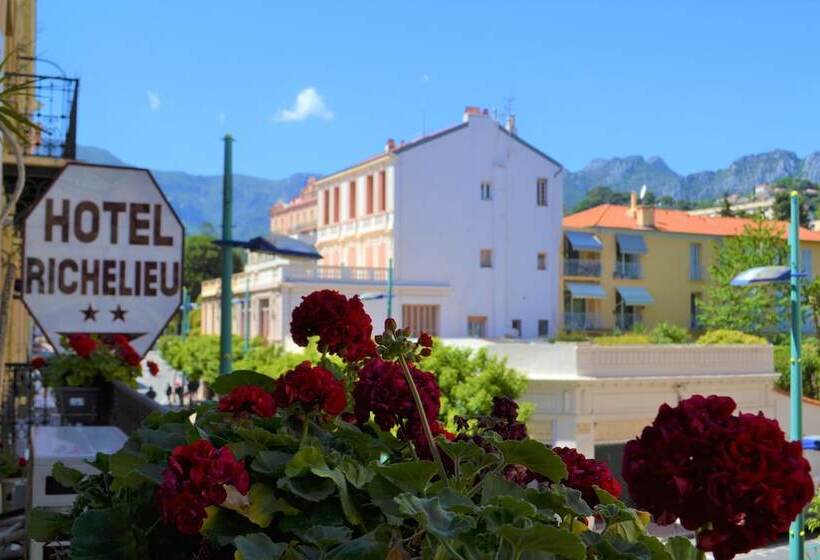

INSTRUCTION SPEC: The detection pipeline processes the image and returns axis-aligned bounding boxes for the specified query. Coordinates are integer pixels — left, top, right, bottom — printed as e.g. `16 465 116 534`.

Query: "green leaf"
241 483 298 527
201 507 256 548
296 525 352 551
496 523 585 560
108 449 148 490
234 533 286 560
69 508 139 560
285 446 327 477
665 536 701 560
395 494 475 540
338 457 374 489
310 463 363 526
582 532 651 560
134 425 187 452
278 475 336 502
52 462 84 488
376 461 438 493
334 422 389 461
637 536 673 560
327 527 391 560
438 439 484 464
528 485 593 518
480 473 526 505
594 485 620 506
434 487 476 514
27 508 74 543
234 425 290 448
251 450 293 476
210 370 277 394
495 440 567 482
489 495 537 518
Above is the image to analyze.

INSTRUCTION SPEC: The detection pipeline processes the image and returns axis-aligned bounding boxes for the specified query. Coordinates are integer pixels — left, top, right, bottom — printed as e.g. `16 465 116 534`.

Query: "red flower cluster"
353 358 440 438
68 334 97 358
30 357 46 370
157 440 249 535
553 447 621 506
111 335 141 367
417 331 433 357
290 290 376 362
17 457 26 468
273 361 347 416
147 361 160 377
623 395 814 560
218 385 276 417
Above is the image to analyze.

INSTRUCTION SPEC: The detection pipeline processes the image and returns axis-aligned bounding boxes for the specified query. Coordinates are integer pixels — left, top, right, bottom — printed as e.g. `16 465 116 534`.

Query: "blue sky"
38 0 820 179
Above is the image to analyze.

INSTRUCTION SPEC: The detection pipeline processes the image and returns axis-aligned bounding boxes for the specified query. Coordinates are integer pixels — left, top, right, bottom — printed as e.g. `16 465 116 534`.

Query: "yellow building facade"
561 198 820 333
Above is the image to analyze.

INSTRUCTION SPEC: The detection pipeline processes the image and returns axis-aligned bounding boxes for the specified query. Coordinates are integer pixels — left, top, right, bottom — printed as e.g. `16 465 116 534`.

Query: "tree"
804 277 820 336
771 177 816 227
184 233 243 300
698 218 788 334
572 186 630 213
719 194 734 217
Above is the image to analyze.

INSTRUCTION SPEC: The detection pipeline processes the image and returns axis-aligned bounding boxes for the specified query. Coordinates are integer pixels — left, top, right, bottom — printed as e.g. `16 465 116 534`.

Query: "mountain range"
77 146 820 235
76 146 313 240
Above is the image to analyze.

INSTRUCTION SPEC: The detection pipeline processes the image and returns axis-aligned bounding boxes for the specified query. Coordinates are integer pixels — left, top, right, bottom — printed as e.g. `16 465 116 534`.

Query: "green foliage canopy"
184 233 243 300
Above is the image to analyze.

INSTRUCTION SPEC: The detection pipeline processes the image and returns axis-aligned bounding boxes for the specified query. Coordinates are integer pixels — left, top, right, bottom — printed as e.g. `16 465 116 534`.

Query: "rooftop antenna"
639 184 648 202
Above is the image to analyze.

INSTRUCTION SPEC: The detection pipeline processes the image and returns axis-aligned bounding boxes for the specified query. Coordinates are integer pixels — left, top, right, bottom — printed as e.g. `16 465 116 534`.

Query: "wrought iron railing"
616 312 643 331
6 72 79 159
614 261 642 279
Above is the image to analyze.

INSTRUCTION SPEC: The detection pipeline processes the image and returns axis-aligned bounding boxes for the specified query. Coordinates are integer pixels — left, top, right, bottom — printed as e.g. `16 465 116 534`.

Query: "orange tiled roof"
562 204 820 242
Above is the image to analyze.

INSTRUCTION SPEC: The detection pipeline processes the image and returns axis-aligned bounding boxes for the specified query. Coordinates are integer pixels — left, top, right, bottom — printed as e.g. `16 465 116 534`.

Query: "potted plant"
37 334 144 424
0 445 26 513
28 291 815 559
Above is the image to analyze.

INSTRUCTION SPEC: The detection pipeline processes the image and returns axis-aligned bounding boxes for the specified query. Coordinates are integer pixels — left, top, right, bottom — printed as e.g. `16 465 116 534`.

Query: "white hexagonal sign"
22 163 184 357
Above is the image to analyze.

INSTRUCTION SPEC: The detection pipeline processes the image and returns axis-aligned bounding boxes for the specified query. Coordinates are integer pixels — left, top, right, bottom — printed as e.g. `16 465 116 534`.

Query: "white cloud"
274 87 333 122
147 90 160 111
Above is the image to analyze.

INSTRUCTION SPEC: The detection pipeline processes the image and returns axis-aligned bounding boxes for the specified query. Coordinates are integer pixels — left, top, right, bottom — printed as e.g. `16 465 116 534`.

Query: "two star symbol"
81 304 128 322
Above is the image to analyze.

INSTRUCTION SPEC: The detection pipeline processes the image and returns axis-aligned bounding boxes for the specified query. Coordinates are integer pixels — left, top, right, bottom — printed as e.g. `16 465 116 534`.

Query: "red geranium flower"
17 457 26 468
157 439 249 535
623 395 814 560
111 336 141 367
147 361 160 376
218 385 276 418
30 357 46 369
273 361 347 416
552 446 621 506
290 290 376 362
68 334 97 358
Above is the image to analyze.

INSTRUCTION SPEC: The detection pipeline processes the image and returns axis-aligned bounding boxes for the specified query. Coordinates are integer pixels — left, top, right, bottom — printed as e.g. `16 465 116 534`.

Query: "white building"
201 107 564 344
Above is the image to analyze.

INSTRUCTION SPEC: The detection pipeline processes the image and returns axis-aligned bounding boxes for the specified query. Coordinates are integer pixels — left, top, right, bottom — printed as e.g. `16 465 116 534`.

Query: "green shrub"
696 329 767 345
593 334 652 345
774 337 820 399
807 489 820 534
649 322 691 344
555 331 589 342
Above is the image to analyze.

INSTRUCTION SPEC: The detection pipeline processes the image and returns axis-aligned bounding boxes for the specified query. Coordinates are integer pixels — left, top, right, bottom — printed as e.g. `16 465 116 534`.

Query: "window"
366 175 375 214
333 186 340 223
538 320 549 337
536 178 548 206
378 170 387 212
689 243 702 280
803 248 813 279
467 316 487 338
322 190 330 225
690 292 702 330
480 181 492 200
258 298 270 339
480 249 493 268
511 319 522 337
537 252 547 270
402 305 439 336
348 180 357 219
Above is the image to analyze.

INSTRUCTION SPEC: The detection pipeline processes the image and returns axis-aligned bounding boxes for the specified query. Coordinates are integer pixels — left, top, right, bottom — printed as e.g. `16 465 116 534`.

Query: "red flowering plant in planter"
29 290 805 560
39 333 145 388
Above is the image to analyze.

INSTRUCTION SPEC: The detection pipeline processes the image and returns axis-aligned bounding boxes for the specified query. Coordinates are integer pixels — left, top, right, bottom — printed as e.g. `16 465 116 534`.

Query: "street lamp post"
730 191 803 560
219 135 234 376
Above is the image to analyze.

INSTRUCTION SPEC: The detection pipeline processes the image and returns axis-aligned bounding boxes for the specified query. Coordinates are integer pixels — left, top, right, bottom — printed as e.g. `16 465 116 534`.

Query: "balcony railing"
564 258 601 277
614 261 642 279
7 73 79 159
317 212 393 243
564 312 605 331
281 265 389 283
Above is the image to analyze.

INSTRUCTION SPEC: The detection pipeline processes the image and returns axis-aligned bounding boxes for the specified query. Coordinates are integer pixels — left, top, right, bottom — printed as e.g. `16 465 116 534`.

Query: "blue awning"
616 286 654 306
565 231 602 252
616 234 647 255
566 282 606 300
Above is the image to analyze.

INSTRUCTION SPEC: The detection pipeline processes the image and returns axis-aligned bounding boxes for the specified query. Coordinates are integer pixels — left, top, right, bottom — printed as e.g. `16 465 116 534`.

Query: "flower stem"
397 354 449 485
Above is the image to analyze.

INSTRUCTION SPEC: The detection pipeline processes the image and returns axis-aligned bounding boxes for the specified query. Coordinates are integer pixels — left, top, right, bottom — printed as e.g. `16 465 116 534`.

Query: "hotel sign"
22 163 184 357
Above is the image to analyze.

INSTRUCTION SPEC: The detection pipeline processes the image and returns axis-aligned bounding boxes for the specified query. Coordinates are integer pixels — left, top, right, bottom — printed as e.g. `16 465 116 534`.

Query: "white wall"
393 113 563 338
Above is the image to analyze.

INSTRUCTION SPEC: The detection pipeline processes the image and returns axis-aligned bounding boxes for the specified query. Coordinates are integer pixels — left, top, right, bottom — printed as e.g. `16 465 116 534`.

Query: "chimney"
505 114 517 134
385 138 396 153
628 191 638 217
462 105 483 122
637 205 655 228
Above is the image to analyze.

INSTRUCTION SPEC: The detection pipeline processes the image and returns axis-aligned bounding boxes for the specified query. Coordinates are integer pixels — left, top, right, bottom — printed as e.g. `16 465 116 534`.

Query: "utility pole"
219 135 234 376
181 287 190 338
789 191 804 560
243 275 250 355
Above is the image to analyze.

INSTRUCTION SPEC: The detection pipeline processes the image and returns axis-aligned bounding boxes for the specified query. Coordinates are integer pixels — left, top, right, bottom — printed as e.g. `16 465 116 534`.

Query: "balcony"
317 212 393 243
564 258 601 277
281 265 389 283
7 73 79 159
616 312 643 331
564 312 605 331
614 261 642 279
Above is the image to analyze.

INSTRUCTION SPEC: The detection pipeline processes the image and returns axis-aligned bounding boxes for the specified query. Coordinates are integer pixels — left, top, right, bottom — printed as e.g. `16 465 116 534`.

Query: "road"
136 350 186 405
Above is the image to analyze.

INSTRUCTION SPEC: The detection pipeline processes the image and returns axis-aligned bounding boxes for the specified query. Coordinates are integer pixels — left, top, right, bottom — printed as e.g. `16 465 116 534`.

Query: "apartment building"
269 177 318 238
201 107 564 343
561 193 820 332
